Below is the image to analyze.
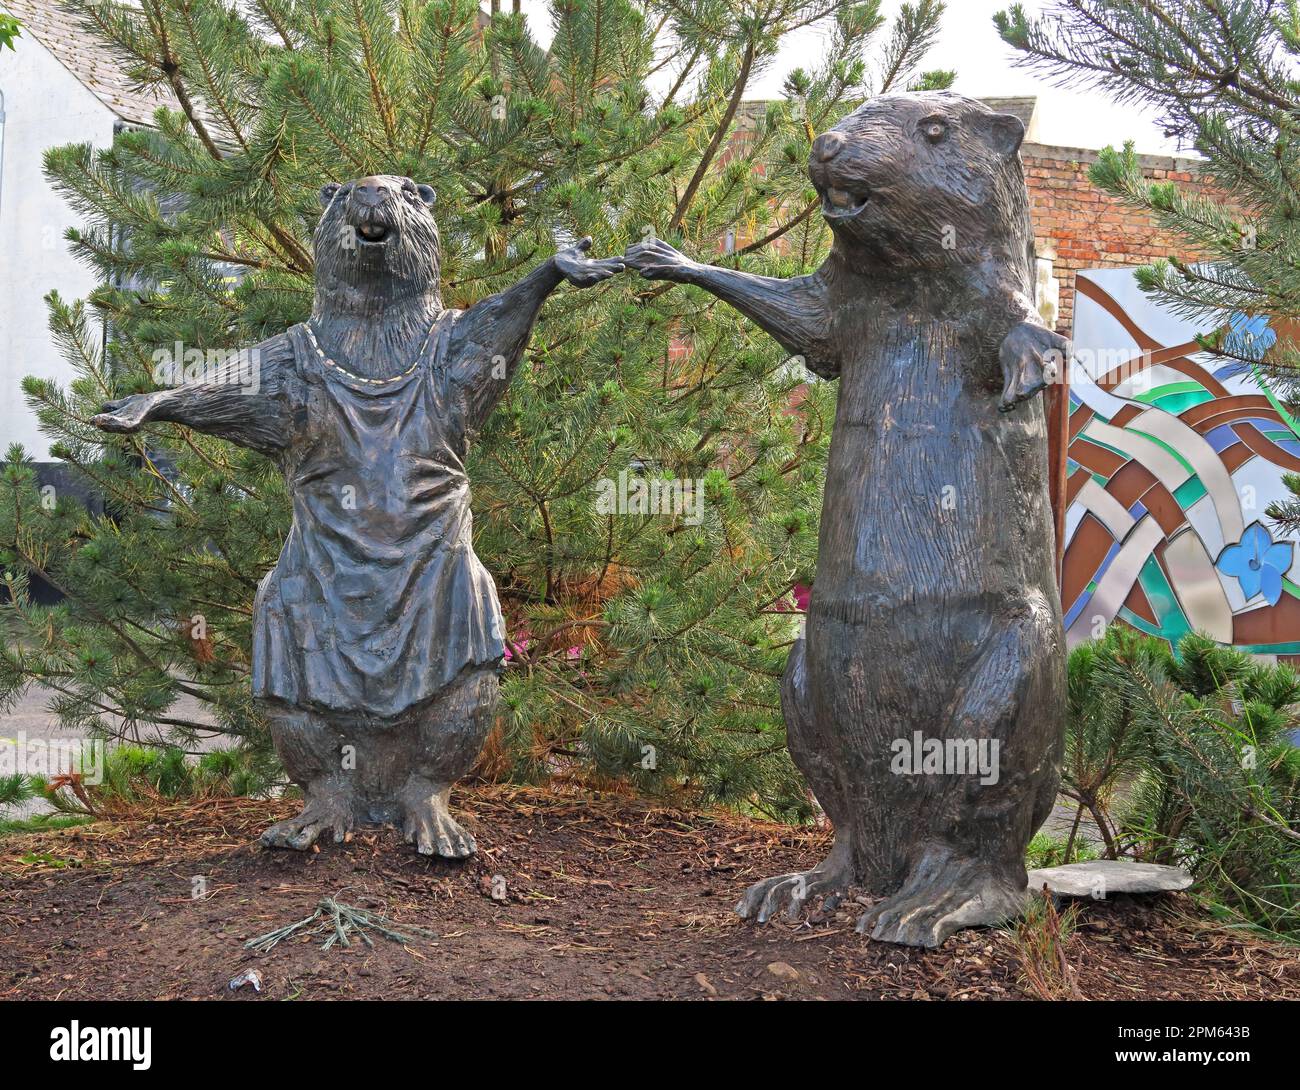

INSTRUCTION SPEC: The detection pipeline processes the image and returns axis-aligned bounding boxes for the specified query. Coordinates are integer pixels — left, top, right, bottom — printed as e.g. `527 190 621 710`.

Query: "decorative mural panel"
1062 268 1300 661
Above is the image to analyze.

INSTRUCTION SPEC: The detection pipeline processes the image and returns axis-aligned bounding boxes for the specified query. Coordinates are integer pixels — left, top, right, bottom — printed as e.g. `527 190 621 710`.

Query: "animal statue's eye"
922 119 948 143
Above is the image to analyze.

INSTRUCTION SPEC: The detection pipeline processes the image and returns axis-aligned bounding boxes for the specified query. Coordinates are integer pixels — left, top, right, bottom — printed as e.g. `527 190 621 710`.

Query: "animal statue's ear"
319 182 342 208
983 113 1025 157
416 184 436 207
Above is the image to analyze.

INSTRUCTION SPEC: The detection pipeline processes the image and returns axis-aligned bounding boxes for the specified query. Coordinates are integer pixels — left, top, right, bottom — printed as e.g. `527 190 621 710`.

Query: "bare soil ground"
1 787 1296 1001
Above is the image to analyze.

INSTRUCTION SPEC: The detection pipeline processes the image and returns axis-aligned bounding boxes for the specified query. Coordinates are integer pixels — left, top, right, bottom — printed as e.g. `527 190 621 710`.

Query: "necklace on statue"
304 320 438 385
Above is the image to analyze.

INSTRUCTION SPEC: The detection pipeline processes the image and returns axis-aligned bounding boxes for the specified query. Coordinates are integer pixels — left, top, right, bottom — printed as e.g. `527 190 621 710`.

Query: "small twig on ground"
244 896 437 952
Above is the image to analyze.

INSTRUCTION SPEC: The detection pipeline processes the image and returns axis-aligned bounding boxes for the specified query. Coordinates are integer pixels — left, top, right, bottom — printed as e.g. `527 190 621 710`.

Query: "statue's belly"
813 337 1049 608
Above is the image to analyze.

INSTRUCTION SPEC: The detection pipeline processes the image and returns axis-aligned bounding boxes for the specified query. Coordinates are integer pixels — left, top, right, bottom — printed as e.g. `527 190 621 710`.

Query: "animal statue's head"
313 174 442 314
809 92 1032 274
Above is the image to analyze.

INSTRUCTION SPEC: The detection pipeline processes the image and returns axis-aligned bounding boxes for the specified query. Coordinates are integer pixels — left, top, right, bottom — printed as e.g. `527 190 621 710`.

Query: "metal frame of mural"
1062 267 1300 661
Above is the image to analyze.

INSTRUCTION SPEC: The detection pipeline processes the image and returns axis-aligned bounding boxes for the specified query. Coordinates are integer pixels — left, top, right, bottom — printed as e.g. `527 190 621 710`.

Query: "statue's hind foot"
736 837 852 923
400 776 476 858
260 777 356 850
855 846 1027 948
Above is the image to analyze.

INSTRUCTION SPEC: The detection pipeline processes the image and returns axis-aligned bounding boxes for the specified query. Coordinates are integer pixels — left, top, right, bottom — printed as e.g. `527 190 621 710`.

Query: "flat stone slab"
1027 861 1194 898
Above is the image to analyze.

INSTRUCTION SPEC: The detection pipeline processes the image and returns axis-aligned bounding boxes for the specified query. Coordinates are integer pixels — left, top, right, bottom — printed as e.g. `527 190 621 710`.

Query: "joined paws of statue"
998 321 1069 413
623 237 699 282
554 237 625 287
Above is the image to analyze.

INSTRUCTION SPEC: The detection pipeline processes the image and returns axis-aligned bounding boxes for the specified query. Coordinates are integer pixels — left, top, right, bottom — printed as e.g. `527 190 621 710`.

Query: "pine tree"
0 0 951 818
994 1 1300 526
1067 628 1300 935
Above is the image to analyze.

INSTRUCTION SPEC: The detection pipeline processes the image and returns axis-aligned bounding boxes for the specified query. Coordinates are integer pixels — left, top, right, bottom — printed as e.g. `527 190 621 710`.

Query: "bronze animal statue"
93 175 623 857
627 92 1068 947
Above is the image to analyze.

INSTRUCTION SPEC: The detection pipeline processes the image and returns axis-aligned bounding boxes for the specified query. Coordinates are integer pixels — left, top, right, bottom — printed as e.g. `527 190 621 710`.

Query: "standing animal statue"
93 175 623 857
626 92 1068 947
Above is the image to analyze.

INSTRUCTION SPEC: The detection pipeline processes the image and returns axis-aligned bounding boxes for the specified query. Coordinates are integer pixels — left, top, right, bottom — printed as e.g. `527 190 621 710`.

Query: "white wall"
0 35 116 461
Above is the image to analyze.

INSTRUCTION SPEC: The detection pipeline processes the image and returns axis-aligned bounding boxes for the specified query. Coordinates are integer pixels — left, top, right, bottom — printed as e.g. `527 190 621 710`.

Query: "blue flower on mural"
1217 523 1293 606
1212 314 1278 380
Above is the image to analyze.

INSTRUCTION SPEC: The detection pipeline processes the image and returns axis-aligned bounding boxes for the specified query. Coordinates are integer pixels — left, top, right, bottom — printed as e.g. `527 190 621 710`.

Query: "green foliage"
1025 831 1099 870
1061 626 1174 859
0 741 271 834
1067 628 1300 938
33 744 277 814
0 814 93 837
995 0 1300 528
0 13 19 52
93 745 190 803
0 0 950 819
0 772 36 809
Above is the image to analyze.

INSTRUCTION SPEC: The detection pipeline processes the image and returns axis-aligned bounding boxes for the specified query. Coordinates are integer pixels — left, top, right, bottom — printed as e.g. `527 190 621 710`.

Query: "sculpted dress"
168 311 508 722
253 314 505 718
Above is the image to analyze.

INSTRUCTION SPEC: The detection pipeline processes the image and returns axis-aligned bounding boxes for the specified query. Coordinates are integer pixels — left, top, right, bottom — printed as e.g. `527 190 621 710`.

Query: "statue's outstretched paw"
855 855 1027 948
400 778 476 859
260 789 355 851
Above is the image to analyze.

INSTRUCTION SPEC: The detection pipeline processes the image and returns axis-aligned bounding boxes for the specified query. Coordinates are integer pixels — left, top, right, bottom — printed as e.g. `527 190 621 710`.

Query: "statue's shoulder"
238 328 303 393
249 328 297 362
433 307 470 355
438 307 466 331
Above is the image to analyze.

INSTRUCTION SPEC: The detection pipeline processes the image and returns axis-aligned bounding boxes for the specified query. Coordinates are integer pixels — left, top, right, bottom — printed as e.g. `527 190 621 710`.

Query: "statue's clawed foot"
400 776 476 858
261 778 356 850
855 847 1027 948
736 838 852 923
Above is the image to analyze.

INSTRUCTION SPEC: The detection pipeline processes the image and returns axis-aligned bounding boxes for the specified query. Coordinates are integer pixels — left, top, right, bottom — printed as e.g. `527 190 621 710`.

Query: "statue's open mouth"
821 186 869 218
355 222 391 244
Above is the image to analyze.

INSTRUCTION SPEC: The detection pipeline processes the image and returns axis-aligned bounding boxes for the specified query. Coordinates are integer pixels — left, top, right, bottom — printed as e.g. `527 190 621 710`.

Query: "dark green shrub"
1067 628 1300 937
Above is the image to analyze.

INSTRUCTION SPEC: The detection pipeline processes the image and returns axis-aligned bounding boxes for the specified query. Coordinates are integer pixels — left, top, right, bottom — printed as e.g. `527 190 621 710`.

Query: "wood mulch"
1 786 1295 1000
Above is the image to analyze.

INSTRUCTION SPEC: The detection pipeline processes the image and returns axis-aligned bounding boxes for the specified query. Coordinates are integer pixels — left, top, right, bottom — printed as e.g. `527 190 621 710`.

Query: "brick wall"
1022 143 1218 335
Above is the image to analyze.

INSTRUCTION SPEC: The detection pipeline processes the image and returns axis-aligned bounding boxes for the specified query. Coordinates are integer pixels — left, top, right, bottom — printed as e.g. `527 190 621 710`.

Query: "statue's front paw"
90 395 155 433
554 236 625 287
998 321 1069 412
624 237 698 283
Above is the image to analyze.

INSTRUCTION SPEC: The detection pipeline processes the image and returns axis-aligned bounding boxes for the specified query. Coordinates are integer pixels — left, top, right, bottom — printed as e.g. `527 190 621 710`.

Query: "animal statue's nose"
812 131 845 162
352 178 391 208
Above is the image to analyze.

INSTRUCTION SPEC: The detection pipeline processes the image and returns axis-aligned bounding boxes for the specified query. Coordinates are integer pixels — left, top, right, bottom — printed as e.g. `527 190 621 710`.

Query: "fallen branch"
245 897 437 952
